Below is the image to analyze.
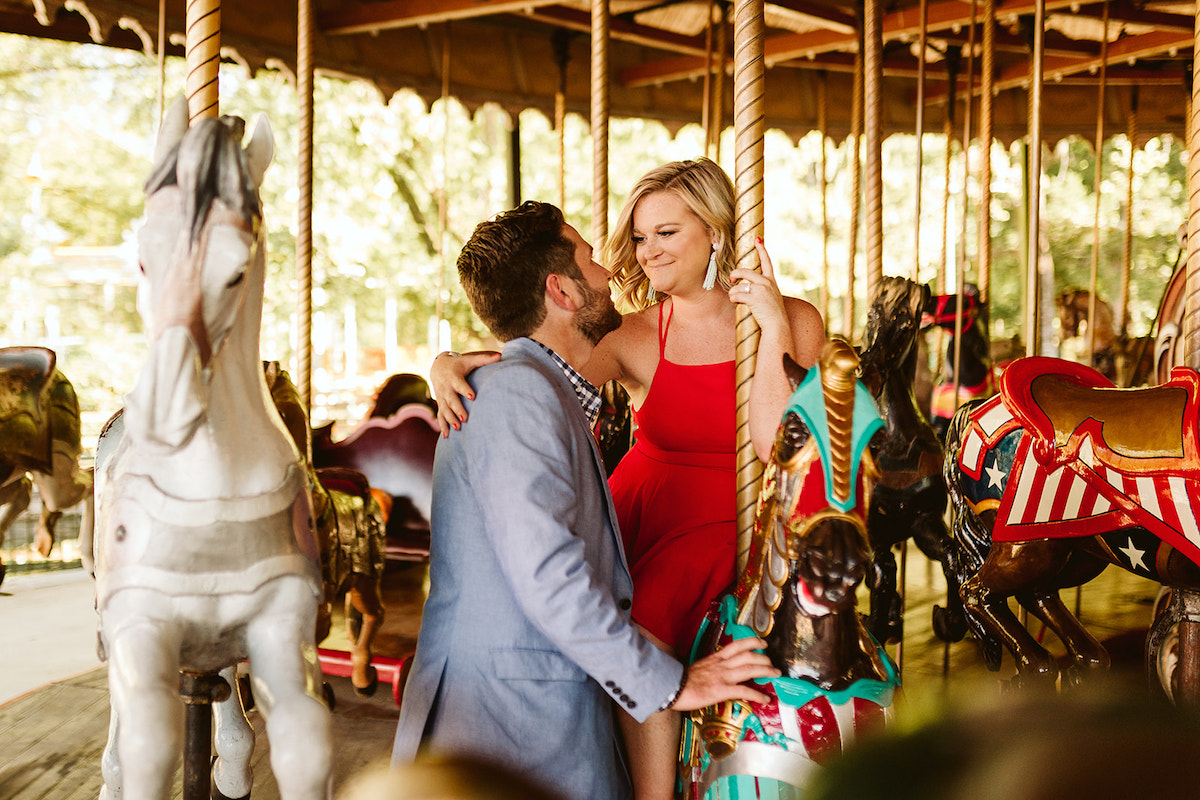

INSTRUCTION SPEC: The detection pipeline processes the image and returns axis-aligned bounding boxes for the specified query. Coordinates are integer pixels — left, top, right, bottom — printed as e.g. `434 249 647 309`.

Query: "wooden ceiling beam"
524 5 709 56
320 0 561 36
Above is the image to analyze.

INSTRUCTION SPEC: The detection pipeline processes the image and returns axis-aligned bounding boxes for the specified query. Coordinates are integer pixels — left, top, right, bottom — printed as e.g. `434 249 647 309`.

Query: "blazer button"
627 700 637 709
618 598 632 611
605 680 615 688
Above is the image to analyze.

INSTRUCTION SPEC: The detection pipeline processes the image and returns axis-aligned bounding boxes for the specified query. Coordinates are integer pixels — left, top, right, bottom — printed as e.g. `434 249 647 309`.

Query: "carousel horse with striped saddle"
93 100 331 799
0 346 93 586
265 360 388 697
858 276 966 645
925 285 994 440
680 340 900 799
943 355 1200 693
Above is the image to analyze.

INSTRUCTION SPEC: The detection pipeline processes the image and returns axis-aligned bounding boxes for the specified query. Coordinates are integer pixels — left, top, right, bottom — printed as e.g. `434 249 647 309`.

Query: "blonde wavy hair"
605 158 736 312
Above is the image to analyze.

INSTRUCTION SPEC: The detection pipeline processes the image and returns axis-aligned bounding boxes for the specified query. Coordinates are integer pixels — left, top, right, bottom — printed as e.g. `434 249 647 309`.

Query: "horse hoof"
353 666 379 698
211 786 250 800
0 561 6 589
981 636 1004 672
932 605 968 643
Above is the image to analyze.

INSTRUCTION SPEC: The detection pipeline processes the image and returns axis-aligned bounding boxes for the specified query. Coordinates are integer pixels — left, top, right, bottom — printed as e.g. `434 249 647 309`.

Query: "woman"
431 158 824 799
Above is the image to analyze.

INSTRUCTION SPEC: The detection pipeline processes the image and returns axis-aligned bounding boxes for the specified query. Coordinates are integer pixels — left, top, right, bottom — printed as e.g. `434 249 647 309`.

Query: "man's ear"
546 273 581 312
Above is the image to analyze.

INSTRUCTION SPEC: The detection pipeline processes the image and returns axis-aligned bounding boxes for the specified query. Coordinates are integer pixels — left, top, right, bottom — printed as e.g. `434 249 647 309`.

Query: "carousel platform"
0 551 1163 800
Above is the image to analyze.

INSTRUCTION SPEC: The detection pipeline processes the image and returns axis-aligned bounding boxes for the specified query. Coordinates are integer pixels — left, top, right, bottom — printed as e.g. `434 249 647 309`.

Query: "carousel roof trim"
0 0 1194 146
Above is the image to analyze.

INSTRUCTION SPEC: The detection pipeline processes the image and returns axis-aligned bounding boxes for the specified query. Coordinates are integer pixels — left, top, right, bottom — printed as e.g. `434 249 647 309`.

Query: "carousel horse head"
125 97 273 451
859 276 931 385
681 340 899 799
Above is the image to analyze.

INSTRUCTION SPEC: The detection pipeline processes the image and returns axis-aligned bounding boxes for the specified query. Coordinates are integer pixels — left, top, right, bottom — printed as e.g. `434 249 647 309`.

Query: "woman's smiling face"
631 191 715 293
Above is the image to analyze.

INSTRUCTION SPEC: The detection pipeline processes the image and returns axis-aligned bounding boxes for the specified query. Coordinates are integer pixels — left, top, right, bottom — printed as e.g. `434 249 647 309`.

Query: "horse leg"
245 582 332 800
865 507 903 644
961 541 1070 684
99 701 122 800
345 575 385 696
1016 588 1110 686
105 619 184 800
0 474 32 587
911 508 969 643
212 664 254 800
32 456 92 557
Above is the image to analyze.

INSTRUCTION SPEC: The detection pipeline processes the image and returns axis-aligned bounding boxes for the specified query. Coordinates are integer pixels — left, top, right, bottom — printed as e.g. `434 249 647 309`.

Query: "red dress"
608 302 736 656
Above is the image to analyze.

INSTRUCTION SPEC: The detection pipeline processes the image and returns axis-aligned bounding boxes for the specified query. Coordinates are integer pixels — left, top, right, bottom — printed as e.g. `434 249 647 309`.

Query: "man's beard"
575 281 623 346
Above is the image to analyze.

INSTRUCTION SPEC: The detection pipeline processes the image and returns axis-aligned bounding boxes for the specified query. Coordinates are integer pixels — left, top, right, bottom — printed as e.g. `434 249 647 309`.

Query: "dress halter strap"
658 300 674 358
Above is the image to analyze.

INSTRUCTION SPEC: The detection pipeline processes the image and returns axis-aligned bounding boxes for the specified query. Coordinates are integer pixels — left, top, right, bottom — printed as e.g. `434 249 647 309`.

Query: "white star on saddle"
985 460 1007 489
1118 537 1148 572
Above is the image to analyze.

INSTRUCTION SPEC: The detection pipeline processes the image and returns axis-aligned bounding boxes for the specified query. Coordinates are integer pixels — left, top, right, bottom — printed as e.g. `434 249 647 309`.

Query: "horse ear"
154 95 190 166
244 113 275 188
783 352 808 390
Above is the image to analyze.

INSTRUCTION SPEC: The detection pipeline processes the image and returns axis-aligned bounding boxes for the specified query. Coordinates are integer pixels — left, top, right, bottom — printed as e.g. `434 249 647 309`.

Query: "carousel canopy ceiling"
0 0 1192 145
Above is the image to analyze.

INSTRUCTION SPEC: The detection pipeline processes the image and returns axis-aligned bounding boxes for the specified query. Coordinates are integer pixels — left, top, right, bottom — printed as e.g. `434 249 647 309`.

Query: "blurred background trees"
0 32 1186 441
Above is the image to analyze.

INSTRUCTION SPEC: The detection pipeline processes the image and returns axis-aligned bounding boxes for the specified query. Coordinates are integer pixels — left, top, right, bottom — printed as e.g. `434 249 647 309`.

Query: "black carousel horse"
857 277 966 645
680 341 899 799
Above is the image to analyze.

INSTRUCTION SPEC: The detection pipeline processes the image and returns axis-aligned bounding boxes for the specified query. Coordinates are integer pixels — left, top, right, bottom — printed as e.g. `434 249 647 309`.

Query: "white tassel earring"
646 283 657 304
702 243 719 291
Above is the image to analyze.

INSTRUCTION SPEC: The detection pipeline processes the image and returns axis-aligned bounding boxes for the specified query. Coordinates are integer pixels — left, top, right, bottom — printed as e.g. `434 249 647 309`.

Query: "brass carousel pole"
185 0 219 122
1120 89 1138 365
952 0 977 416
702 0 715 158
978 0 994 304
156 0 166 125
436 26 451 347
182 6 226 797
819 71 830 330
863 0 883 304
732 0 765 574
592 0 609 250
296 0 314 412
712 4 729 162
1025 0 1045 358
1178 3 1200 705
1087 1 1109 383
845 44 863 338
554 32 570 212
912 0 927 284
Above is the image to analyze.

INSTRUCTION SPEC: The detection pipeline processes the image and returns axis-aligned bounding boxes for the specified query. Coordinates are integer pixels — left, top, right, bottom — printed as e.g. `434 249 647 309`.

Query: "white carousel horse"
93 97 331 800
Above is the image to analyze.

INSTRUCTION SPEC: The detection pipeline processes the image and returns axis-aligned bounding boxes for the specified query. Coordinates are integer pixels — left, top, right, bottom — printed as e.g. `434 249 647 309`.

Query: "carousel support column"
819 71 830 330
912 0 927 285
1024 0 1045 359
1087 1 1109 382
863 0 883 304
296 0 314 413
554 31 570 212
185 0 219 123
1119 89 1138 375
1177 6 1200 708
156 0 166 124
844 39 864 338
953 0 977 415
712 4 729 162
591 0 609 250
732 0 766 574
702 0 715 157
978 0 994 305
436 26 451 345
181 671 231 800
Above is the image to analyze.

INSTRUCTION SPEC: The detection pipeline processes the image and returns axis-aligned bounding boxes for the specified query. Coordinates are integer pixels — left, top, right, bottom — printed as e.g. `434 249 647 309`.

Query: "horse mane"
143 115 262 247
736 339 866 636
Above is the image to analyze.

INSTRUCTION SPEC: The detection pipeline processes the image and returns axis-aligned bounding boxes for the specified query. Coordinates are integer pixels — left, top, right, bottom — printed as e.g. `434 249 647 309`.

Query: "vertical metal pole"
912 0 927 284
1025 0 1045 357
296 0 314 412
819 71 830 329
845 43 863 338
702 0 715 154
1121 90 1138 346
863 0 883 304
554 32 569 212
156 0 166 125
592 0 610 250
1087 1 1109 368
733 0 766 574
978 0 994 303
436 26 450 340
712 7 729 162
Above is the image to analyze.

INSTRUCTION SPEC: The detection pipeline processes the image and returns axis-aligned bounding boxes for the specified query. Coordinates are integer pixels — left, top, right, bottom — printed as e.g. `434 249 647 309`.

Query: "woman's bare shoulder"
782 295 825 366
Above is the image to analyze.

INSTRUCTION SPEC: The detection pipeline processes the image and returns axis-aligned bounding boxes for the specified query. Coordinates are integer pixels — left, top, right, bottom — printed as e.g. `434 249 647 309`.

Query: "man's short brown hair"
457 201 582 342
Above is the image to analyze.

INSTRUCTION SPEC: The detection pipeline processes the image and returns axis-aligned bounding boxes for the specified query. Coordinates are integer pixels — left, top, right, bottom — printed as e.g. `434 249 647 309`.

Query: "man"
391 202 776 800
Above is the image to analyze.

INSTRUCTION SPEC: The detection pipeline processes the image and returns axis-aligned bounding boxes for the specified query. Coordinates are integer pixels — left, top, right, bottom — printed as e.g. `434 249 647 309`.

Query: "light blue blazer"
391 338 683 800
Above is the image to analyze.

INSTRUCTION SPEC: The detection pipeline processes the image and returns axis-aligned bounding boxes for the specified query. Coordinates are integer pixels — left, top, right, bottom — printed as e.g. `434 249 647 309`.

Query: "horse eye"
226 271 245 289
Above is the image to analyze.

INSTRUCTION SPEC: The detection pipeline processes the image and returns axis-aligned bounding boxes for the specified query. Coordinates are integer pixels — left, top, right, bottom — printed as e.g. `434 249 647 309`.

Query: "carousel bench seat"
312 403 438 562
